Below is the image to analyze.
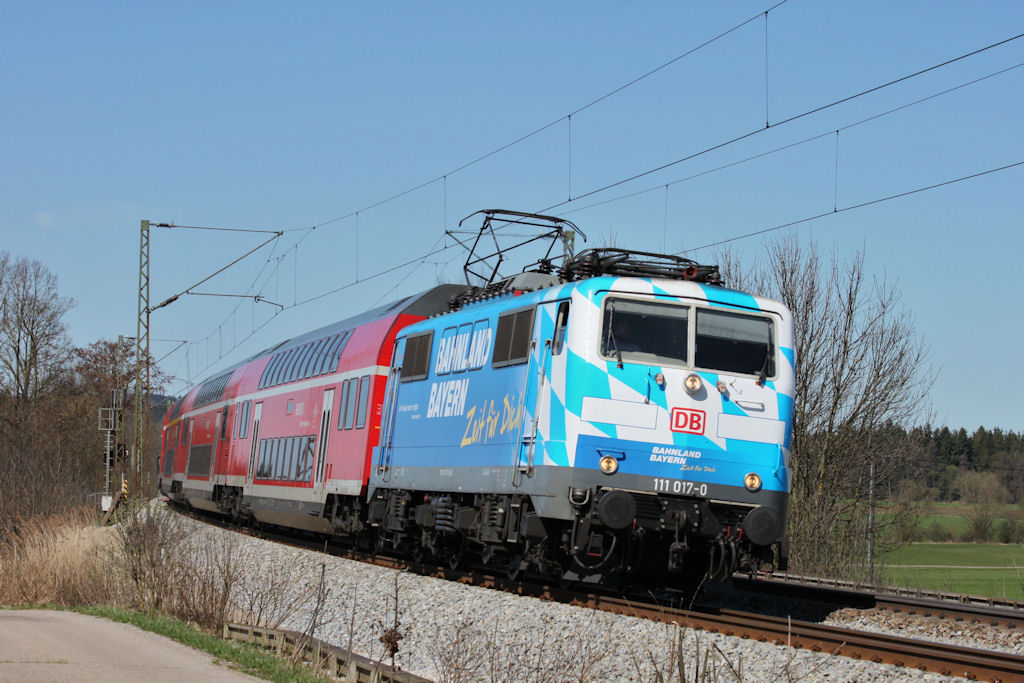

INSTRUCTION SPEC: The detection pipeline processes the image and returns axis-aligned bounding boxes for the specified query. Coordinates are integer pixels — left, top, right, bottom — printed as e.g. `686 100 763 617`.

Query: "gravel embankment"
181 516 983 682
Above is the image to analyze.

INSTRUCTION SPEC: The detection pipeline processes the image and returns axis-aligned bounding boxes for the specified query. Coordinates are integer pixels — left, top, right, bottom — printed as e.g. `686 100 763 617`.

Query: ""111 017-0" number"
652 478 708 496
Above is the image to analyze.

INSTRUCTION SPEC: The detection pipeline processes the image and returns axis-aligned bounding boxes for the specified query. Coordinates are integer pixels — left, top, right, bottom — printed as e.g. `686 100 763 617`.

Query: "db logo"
670 407 706 435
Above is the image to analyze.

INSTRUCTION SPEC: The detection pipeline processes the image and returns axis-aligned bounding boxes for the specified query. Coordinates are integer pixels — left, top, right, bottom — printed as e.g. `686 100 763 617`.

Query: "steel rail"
736 575 1024 630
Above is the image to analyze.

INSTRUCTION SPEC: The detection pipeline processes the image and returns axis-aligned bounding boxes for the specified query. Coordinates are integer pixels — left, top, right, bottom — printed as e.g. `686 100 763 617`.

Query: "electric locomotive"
159 210 794 587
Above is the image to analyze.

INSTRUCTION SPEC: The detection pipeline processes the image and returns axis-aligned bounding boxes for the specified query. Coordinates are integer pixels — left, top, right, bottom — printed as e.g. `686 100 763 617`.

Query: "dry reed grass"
0 507 118 606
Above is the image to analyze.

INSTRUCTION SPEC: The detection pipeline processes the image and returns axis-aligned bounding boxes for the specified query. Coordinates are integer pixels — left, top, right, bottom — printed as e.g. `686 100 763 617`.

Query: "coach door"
247 402 263 484
515 300 570 486
315 388 334 487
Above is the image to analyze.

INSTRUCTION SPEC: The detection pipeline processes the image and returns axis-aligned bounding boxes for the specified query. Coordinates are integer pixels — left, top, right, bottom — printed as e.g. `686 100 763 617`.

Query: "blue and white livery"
369 250 794 585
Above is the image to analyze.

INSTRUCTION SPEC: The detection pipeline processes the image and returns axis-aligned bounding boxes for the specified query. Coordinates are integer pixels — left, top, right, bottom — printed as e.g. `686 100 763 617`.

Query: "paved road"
0 610 262 682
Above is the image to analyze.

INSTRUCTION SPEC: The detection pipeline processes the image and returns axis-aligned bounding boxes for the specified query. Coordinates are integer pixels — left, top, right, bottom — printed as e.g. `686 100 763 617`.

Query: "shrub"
997 518 1024 544
111 502 240 631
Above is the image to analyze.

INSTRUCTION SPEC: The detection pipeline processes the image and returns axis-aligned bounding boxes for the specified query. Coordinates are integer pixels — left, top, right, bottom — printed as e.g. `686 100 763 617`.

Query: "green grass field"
882 543 1024 600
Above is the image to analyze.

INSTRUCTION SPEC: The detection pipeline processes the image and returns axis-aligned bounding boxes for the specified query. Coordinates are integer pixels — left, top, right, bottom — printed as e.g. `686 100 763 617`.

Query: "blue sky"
1 2 1022 431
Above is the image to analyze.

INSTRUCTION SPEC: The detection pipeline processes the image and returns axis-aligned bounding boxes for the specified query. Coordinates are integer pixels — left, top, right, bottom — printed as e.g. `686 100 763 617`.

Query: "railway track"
736 574 1024 631
173 503 1024 681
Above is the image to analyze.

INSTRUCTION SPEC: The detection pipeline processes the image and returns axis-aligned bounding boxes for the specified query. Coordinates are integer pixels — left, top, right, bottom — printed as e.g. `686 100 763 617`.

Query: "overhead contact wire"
540 31 1024 212
682 160 1024 254
558 60 1024 217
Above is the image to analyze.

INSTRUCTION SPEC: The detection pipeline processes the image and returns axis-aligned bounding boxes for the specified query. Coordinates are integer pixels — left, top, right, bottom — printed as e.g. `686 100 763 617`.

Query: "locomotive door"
515 299 570 486
246 402 263 485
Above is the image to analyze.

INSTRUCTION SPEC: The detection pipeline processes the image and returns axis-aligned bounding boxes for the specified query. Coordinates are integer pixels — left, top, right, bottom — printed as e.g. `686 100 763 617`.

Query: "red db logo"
670 408 705 435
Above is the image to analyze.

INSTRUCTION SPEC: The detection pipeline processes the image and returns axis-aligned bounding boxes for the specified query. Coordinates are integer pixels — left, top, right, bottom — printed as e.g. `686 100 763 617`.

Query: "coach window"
257 439 269 478
285 437 295 481
400 331 433 382
355 375 370 429
275 438 286 480
286 399 294 415
299 436 313 481
320 331 349 376
259 354 277 389
268 351 287 386
307 335 331 376
303 338 327 379
344 378 359 429
285 346 305 383
266 439 276 480
236 401 250 439
492 307 535 368
286 345 305 383
268 349 288 386
336 380 349 430
279 347 300 384
297 341 316 379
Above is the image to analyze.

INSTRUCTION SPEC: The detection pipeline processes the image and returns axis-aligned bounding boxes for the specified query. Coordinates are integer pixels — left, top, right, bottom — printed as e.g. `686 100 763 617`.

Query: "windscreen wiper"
607 303 623 369
757 338 773 386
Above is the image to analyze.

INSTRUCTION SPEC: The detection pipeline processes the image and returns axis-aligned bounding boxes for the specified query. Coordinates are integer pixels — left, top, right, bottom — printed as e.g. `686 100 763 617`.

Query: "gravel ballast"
179 515 986 681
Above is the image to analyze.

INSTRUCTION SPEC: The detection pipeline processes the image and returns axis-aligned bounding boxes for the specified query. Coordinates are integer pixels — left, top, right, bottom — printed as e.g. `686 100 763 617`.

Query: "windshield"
601 298 775 377
601 299 688 366
695 308 774 376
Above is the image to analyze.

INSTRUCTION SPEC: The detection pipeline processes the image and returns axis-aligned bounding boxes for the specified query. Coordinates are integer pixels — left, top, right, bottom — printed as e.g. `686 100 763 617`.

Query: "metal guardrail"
223 622 431 682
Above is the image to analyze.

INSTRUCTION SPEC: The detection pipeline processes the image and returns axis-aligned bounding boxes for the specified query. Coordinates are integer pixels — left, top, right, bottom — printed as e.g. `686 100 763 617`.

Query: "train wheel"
505 555 525 581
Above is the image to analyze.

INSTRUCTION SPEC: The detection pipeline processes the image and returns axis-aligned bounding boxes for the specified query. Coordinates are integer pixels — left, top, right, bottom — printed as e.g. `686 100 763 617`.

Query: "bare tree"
0 253 95 540
0 253 75 413
720 236 931 578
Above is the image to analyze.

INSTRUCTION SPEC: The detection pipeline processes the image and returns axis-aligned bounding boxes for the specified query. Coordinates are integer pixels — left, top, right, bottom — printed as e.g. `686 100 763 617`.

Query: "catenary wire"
679 160 1024 255
558 60 1024 218
538 32 1024 213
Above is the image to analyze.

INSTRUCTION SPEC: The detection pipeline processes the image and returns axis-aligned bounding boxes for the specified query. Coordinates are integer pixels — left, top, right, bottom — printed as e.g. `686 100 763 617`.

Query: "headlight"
744 473 762 492
684 374 702 395
599 455 619 474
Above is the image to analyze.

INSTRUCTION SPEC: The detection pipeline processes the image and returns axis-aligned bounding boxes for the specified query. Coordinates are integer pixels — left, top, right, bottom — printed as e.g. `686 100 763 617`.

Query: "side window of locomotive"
400 332 433 382
435 327 457 376
601 298 689 366
552 301 570 356
492 308 535 368
355 375 370 429
694 309 774 377
469 320 490 370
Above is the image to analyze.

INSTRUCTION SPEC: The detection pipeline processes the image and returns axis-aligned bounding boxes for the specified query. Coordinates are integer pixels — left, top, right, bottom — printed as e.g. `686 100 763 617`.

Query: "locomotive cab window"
400 332 433 382
695 309 774 378
600 297 776 378
602 298 688 366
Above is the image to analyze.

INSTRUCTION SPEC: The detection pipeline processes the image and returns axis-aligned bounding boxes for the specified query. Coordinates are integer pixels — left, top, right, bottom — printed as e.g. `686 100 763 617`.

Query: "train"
159 211 795 587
